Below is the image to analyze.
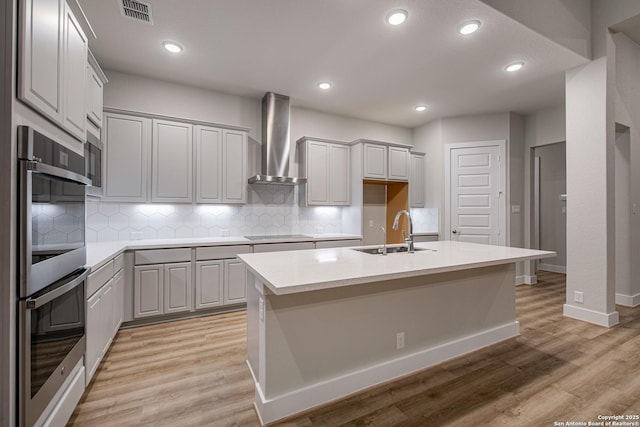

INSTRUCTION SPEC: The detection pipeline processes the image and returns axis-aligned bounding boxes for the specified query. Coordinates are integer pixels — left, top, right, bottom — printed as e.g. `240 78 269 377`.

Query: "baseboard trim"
563 304 619 327
253 321 520 424
538 263 566 274
516 275 537 286
615 292 640 307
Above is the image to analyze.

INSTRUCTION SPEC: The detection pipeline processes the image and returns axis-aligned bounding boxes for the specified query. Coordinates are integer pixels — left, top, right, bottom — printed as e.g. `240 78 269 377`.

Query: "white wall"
591 0 640 58
104 70 262 139
612 32 640 306
481 0 591 59
564 56 618 326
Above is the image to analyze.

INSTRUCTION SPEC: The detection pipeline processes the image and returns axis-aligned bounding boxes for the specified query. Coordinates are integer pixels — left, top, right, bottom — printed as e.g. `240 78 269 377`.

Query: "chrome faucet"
392 210 415 253
378 226 387 255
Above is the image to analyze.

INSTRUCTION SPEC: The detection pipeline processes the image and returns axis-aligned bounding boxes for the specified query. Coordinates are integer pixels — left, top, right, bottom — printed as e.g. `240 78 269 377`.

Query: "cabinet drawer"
195 245 252 261
135 248 191 265
87 260 114 298
114 253 124 272
315 239 362 249
253 242 315 253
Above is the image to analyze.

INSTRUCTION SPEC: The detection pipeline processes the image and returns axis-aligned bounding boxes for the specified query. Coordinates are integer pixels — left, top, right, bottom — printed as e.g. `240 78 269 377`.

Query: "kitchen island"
239 241 554 425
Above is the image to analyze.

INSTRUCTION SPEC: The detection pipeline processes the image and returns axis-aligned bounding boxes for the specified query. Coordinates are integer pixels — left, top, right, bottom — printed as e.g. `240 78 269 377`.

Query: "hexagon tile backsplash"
86 186 439 242
86 185 344 242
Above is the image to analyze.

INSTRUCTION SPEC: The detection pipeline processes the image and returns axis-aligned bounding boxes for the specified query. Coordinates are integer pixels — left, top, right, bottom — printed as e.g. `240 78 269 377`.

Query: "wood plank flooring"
68 272 640 426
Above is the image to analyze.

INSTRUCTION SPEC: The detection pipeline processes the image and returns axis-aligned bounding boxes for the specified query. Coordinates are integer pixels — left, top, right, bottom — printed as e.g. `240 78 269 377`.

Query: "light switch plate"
574 291 584 304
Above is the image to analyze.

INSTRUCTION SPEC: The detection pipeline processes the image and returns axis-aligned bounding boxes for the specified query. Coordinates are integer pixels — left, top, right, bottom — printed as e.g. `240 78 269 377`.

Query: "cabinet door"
85 279 113 385
222 130 247 203
134 265 164 318
224 259 247 305
410 154 426 208
85 284 103 385
307 141 330 205
86 63 104 128
18 0 64 124
363 143 387 179
195 260 223 310
163 262 193 314
388 147 410 181
104 113 151 202
195 126 223 203
152 120 193 203
62 2 88 140
329 144 350 205
112 270 124 334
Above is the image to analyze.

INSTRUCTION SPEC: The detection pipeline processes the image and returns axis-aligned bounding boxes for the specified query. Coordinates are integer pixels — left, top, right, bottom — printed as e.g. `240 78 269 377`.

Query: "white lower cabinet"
195 260 223 309
195 245 250 308
163 262 193 314
133 262 193 318
224 259 247 305
85 252 123 386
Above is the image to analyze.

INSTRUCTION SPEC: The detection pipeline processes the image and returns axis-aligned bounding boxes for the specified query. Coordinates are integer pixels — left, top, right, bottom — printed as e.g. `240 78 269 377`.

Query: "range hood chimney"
248 92 306 185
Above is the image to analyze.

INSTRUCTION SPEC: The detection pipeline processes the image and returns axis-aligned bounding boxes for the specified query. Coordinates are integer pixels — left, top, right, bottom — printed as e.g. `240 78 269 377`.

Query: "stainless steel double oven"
17 126 91 426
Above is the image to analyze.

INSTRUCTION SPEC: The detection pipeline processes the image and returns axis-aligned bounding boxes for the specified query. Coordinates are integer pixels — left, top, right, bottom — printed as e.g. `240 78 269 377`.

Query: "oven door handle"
26 161 92 186
26 268 90 309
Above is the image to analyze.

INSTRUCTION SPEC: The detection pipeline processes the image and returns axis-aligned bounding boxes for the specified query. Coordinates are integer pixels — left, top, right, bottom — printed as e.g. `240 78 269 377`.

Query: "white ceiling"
79 0 590 128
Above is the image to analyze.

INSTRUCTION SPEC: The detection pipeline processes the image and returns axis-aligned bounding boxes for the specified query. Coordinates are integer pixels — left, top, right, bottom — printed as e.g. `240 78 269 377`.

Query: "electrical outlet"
396 332 405 350
259 297 264 322
131 231 143 240
574 291 584 304
511 205 521 214
220 229 230 236
314 226 323 233
369 220 374 227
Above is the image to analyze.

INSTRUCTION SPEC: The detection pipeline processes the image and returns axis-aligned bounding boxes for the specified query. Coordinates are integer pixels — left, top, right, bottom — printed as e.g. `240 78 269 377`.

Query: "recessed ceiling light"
386 9 408 26
458 20 481 35
415 105 427 112
162 41 183 53
318 82 332 90
505 62 524 72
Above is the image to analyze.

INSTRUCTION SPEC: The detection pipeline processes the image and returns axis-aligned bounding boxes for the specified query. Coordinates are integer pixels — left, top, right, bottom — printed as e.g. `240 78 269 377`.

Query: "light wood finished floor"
68 272 640 426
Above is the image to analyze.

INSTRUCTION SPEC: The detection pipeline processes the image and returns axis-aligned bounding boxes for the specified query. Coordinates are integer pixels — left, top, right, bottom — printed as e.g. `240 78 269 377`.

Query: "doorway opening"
531 142 566 274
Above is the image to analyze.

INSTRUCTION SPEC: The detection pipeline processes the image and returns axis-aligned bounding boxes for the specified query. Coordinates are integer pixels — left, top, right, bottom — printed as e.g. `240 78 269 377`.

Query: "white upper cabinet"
152 119 193 203
86 51 107 131
62 2 88 141
19 0 64 123
221 129 247 203
195 126 247 204
388 147 410 181
363 143 387 180
19 0 88 141
298 138 350 206
409 153 426 208
357 141 410 182
103 113 151 202
195 126 223 203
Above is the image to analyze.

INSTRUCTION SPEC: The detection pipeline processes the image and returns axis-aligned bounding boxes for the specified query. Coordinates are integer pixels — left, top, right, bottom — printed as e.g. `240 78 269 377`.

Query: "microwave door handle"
25 269 90 309
26 161 92 186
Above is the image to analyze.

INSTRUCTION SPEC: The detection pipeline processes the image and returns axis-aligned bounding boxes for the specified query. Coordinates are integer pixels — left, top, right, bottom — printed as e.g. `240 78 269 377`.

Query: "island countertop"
238 241 555 295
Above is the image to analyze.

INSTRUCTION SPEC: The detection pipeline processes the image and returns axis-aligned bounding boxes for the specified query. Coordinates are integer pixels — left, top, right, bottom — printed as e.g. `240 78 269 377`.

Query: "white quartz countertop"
85 233 362 271
238 241 555 295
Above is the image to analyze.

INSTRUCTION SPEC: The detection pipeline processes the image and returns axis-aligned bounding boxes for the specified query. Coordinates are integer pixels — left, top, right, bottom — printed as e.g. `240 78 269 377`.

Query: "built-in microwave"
85 132 103 196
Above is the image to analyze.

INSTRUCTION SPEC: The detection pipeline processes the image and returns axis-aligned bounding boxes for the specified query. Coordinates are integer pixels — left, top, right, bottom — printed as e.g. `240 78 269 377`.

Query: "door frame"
444 140 507 245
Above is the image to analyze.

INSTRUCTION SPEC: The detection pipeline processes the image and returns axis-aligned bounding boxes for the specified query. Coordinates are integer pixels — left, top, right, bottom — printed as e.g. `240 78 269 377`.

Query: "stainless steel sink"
351 246 430 255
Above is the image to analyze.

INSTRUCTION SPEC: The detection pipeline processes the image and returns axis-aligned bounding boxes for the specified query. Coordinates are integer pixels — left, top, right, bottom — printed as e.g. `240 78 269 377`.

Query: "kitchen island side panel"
249 263 517 412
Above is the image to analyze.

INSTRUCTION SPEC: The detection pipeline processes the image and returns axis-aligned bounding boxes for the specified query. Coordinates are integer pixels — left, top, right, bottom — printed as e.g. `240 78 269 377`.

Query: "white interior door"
447 143 505 245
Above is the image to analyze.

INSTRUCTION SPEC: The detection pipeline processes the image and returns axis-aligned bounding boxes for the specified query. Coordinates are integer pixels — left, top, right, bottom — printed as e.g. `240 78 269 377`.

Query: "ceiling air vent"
120 0 154 24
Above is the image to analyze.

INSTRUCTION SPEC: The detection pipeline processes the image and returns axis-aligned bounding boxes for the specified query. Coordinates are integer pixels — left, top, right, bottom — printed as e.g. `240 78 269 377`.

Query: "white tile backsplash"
87 185 344 242
409 208 439 233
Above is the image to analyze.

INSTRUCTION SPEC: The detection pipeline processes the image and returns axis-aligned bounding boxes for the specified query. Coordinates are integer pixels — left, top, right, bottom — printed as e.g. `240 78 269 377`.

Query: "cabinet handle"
452 230 458 234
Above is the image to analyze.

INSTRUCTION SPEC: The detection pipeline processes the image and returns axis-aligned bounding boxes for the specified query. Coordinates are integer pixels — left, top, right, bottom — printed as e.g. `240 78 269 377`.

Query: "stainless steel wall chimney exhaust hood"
248 92 306 185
